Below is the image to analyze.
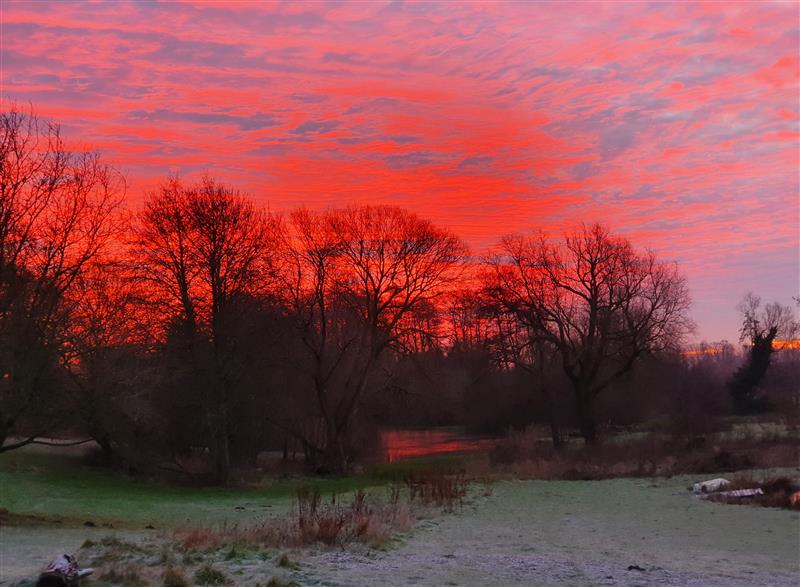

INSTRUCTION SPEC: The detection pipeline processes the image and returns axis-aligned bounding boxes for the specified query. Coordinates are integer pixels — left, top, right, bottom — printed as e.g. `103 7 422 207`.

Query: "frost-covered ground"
292 477 800 586
0 527 153 583
4 474 798 586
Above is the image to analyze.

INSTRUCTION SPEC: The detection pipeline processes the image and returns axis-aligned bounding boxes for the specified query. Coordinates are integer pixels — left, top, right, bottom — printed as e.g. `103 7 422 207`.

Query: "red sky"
2 1 798 343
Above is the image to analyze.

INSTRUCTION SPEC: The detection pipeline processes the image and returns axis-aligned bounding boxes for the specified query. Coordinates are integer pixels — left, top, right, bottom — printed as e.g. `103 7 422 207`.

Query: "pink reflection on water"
380 428 497 463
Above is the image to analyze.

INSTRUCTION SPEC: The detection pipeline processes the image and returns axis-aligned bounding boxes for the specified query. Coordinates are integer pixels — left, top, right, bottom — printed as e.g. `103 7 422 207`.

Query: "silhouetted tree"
485 224 692 445
63 260 155 464
479 292 566 447
279 205 467 472
0 105 121 452
729 292 799 413
133 177 279 482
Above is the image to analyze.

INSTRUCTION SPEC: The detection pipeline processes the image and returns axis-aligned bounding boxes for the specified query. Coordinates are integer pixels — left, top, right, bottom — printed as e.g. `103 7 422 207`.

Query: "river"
378 427 498 462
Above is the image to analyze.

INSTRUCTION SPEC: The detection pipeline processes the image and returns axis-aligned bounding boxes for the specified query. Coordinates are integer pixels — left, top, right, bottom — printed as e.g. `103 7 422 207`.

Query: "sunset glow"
773 338 800 350
1 1 797 341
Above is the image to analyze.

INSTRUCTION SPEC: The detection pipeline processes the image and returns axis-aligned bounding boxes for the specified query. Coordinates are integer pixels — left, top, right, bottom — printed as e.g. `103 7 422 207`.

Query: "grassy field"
0 445 429 528
1 445 799 586
0 446 463 585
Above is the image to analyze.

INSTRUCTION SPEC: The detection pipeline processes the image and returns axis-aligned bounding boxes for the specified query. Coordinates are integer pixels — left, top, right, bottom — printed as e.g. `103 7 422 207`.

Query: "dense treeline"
2 107 797 482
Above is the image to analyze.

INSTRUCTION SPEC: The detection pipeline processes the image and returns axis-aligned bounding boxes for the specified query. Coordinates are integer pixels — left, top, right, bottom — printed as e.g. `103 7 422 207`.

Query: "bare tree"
133 176 278 482
737 292 798 345
729 292 799 413
485 223 692 445
279 205 467 471
62 259 155 463
0 104 121 452
276 207 349 467
452 285 567 448
446 290 493 353
132 178 199 339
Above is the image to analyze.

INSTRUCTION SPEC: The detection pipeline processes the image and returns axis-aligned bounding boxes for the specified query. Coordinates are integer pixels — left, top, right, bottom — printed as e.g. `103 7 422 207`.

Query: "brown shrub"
175 487 414 551
194 564 229 585
176 520 291 553
295 487 410 546
163 567 190 587
276 553 300 570
490 424 799 481
179 527 223 551
266 579 299 587
405 471 468 509
98 568 148 587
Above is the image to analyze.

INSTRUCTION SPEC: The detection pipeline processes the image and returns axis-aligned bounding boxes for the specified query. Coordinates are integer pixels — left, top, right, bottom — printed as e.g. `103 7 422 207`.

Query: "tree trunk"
209 405 230 484
95 433 115 465
540 389 563 449
576 389 599 446
213 430 230 484
549 413 564 450
322 420 348 474
320 354 373 475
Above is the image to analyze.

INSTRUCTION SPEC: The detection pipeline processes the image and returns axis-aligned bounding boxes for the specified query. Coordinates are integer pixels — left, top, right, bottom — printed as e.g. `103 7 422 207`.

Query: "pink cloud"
1 0 797 342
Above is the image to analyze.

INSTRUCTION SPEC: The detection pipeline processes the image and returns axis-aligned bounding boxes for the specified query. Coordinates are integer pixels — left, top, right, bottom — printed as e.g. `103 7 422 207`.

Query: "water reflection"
379 428 498 462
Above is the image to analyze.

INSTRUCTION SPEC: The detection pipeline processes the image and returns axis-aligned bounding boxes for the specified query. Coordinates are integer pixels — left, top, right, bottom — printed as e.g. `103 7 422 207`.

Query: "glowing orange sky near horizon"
1 1 798 343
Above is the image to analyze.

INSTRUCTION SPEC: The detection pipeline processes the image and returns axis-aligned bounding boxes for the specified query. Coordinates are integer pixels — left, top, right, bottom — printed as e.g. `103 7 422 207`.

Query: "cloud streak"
1 0 797 341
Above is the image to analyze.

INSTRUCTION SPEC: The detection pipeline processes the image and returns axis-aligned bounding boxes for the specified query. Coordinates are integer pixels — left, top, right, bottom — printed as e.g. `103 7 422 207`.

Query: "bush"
163 567 190 587
294 486 415 546
175 486 414 552
179 527 223 551
405 470 468 509
194 564 228 586
266 579 299 587
98 568 147 587
297 488 374 545
276 553 300 570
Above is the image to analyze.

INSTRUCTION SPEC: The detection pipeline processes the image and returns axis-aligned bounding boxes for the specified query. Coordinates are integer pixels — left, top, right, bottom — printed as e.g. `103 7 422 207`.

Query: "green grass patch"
0 448 351 526
0 445 465 529
365 454 468 482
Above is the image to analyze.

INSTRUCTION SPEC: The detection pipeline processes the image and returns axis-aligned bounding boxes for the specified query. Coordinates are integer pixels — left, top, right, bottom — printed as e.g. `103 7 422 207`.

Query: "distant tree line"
2 106 797 483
